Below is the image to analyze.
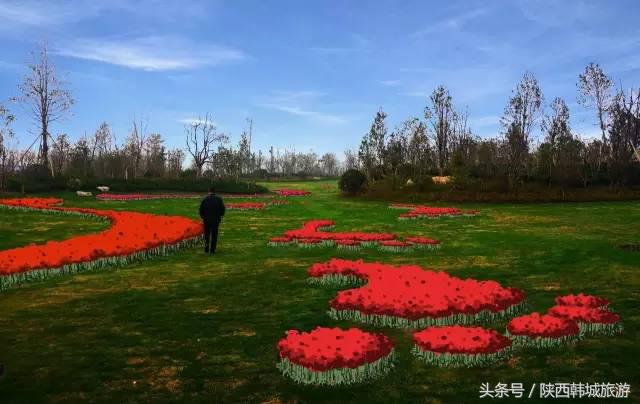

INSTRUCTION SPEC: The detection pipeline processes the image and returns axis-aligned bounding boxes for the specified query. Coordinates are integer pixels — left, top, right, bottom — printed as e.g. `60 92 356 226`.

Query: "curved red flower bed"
275 189 311 197
412 326 512 367
555 293 609 308
547 305 622 336
390 204 479 220
276 327 395 385
0 198 202 290
307 258 526 328
507 312 580 348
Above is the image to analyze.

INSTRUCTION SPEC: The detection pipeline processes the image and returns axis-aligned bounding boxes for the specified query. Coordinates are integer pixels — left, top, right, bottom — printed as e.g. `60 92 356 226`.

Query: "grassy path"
0 181 638 403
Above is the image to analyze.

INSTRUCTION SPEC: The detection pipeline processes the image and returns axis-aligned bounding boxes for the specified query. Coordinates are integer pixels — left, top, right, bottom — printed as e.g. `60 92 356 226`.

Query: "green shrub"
66 178 83 191
339 169 368 194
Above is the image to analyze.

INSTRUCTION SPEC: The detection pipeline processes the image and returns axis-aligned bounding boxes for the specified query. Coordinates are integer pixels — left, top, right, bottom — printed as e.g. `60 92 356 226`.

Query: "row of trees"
0 44 343 190
352 64 640 191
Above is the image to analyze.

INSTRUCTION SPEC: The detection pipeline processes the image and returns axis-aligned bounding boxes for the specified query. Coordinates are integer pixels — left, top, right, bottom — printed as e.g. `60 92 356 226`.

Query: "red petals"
391 204 479 219
507 312 580 338
277 327 394 371
555 293 609 308
413 326 511 354
547 305 620 325
275 189 311 197
309 259 525 321
0 198 202 275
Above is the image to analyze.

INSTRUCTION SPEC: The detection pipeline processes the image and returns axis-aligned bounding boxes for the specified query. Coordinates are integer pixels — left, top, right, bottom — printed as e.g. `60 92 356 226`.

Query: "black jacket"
199 194 226 222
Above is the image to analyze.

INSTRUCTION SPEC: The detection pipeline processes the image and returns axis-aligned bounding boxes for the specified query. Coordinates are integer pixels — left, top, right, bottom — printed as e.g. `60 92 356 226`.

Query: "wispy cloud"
411 6 489 38
469 115 500 127
257 90 348 124
179 118 217 127
0 0 211 27
55 36 246 71
262 104 348 124
380 80 401 87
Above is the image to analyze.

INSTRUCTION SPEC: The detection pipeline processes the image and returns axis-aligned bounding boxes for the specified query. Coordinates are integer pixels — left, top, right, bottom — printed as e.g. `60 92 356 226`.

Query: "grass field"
0 180 639 403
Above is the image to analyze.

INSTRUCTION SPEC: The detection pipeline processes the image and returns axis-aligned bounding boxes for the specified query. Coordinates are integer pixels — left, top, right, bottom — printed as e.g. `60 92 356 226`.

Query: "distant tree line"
349 65 640 192
0 44 342 191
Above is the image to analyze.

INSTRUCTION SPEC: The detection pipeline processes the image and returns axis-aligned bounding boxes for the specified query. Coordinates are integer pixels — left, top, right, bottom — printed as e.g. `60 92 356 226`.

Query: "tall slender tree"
12 43 74 172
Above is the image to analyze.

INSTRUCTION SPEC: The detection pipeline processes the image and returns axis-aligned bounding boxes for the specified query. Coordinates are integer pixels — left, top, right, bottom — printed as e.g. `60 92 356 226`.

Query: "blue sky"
0 0 639 157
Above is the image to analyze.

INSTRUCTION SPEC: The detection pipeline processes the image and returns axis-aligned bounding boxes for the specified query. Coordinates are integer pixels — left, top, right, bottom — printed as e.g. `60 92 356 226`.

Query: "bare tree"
425 86 456 176
166 148 185 178
50 133 71 177
125 117 150 179
541 97 571 184
578 63 612 147
0 104 15 190
185 114 225 178
501 72 543 190
12 43 74 171
343 149 358 170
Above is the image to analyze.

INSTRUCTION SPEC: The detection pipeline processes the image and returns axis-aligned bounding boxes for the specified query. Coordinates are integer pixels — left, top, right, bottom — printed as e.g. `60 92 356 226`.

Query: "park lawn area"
0 180 639 403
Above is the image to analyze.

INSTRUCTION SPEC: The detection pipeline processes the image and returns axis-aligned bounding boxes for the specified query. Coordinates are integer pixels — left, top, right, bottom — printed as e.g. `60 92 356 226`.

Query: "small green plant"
338 169 367 194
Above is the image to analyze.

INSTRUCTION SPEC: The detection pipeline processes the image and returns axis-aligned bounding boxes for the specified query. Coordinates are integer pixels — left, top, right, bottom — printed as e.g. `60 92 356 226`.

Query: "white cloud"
469 115 500 127
179 118 217 127
55 36 246 71
262 104 348 124
411 6 489 38
380 80 401 87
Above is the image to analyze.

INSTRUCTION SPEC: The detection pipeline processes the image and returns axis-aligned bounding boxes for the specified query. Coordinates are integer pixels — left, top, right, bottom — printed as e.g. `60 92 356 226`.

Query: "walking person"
199 186 226 254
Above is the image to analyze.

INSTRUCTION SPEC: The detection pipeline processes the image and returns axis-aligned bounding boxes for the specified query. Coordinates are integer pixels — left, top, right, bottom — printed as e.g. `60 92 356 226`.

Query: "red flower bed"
227 202 267 210
507 312 580 347
391 204 478 220
547 305 622 335
377 240 413 252
96 193 202 201
307 258 526 327
276 327 395 385
0 198 202 290
412 326 512 367
275 189 311 197
555 293 609 308
272 219 436 252
405 236 441 248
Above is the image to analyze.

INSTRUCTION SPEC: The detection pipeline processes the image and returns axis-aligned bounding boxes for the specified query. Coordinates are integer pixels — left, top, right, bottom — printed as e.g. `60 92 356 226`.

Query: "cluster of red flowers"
0 198 202 287
390 204 479 220
308 259 526 327
413 325 512 354
283 220 395 242
97 193 278 201
555 293 609 308
227 202 268 210
547 305 620 325
277 327 394 372
269 219 440 252
275 189 311 197
507 313 580 339
96 193 202 201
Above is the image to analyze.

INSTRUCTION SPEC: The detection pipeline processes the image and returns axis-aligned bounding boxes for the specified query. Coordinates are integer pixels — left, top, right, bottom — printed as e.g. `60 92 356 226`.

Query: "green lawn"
0 181 639 403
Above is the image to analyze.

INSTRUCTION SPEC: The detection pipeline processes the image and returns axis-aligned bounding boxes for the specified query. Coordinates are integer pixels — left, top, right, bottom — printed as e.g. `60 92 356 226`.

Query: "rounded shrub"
339 169 368 194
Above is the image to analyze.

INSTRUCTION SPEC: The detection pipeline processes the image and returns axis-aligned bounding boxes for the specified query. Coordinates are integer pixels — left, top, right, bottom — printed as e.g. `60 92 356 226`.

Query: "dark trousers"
203 220 220 253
